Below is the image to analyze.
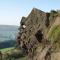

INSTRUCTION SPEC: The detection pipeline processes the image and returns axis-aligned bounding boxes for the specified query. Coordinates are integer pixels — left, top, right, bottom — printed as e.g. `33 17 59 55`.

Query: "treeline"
0 40 16 49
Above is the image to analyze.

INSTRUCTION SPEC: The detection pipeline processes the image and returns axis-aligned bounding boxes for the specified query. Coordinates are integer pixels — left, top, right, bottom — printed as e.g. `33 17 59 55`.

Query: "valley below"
0 25 18 49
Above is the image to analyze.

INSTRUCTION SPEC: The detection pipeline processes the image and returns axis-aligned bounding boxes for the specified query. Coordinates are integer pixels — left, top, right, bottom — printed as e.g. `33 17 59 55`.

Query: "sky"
0 0 60 26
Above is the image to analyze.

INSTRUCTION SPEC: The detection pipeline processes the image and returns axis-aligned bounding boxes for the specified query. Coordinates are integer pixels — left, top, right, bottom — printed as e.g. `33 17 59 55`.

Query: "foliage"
0 47 14 53
48 25 60 43
50 10 58 17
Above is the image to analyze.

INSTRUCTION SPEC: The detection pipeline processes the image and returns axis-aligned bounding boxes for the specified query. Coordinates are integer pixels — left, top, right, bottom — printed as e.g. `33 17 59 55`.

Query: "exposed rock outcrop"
17 8 60 60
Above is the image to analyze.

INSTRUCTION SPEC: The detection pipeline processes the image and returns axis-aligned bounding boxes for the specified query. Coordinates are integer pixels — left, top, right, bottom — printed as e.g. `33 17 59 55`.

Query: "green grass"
0 47 14 53
48 25 60 51
17 56 28 60
48 25 60 43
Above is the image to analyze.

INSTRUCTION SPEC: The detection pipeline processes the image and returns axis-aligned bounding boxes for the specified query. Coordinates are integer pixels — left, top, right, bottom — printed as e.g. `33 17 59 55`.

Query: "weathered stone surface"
17 8 60 60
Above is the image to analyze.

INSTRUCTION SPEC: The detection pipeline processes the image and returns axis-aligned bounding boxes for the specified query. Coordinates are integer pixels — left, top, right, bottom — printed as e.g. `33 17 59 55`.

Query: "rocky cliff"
17 8 60 60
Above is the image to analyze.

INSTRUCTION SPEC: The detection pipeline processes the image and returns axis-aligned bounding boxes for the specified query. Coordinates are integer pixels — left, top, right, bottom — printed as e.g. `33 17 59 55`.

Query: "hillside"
0 8 60 60
16 8 60 60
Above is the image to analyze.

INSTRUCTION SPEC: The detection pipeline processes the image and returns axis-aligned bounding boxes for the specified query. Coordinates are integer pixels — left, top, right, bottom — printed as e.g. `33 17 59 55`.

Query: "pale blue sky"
0 0 60 26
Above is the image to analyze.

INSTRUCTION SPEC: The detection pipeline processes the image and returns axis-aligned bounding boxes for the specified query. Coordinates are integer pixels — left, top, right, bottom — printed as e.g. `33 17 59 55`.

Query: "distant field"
0 47 14 53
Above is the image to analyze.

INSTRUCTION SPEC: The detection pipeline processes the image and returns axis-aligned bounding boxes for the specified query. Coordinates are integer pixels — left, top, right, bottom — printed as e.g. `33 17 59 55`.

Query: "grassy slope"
16 57 28 60
48 25 60 42
0 47 14 53
48 25 60 51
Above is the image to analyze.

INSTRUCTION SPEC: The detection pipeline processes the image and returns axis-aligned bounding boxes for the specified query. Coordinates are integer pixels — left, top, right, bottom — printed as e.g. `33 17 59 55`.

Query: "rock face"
17 8 60 60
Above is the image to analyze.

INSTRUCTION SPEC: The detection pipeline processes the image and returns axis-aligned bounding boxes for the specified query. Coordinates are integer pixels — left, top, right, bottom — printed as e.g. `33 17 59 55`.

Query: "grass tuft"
48 25 60 42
